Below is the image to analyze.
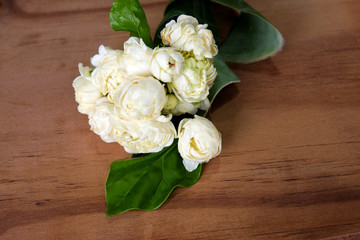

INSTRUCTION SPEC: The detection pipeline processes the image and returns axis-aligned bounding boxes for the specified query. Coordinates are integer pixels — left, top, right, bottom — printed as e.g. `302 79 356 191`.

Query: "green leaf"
154 0 219 47
210 54 241 102
105 140 202 216
197 54 241 116
212 0 284 63
110 0 153 47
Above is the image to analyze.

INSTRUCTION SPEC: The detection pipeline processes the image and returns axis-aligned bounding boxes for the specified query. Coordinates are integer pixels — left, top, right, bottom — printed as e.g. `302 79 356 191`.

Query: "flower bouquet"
73 0 284 216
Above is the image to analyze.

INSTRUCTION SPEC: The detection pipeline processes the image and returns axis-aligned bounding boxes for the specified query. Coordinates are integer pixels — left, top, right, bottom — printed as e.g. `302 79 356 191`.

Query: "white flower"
150 47 184 83
193 24 218 60
161 15 218 60
88 98 116 143
122 37 153 77
73 63 103 115
112 119 176 153
169 56 216 103
178 115 222 172
112 77 168 121
90 45 126 100
161 16 196 51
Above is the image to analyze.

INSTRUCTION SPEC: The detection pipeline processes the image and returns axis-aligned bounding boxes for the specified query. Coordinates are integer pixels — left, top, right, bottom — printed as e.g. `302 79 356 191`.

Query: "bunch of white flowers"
73 15 221 171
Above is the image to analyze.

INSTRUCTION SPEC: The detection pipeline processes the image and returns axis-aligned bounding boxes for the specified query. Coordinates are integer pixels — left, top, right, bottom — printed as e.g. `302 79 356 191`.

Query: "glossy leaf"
210 54 241 102
110 0 153 47
212 0 284 63
106 140 202 216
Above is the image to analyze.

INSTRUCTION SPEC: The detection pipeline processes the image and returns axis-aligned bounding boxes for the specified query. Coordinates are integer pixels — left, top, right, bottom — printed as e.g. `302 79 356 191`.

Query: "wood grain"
1 0 360 239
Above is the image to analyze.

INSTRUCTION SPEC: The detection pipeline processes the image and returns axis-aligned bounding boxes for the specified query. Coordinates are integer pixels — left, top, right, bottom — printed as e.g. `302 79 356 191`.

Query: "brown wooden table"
1 0 359 239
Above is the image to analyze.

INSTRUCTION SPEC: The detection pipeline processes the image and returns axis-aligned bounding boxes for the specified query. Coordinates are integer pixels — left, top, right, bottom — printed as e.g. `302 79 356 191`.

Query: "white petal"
98 44 107 55
182 159 199 172
90 54 101 67
156 114 172 122
198 98 210 111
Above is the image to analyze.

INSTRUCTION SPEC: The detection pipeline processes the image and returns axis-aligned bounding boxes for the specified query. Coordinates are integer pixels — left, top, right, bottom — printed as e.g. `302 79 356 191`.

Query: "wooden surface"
1 0 359 239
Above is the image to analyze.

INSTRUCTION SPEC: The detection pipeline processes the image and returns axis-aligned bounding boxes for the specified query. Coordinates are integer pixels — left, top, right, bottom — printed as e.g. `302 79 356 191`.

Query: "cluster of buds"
73 15 221 171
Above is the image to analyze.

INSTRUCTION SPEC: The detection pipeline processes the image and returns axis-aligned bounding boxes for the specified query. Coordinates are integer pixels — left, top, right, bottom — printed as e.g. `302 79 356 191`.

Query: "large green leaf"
110 0 153 47
106 140 202 216
212 0 284 63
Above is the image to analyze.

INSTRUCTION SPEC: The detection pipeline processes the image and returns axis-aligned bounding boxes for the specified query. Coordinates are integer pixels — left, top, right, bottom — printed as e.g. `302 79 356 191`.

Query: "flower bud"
178 115 222 172
169 56 216 103
88 98 116 143
73 63 103 115
150 47 184 83
90 45 126 100
122 37 153 77
163 94 179 111
112 77 168 121
112 119 176 154
161 15 218 60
